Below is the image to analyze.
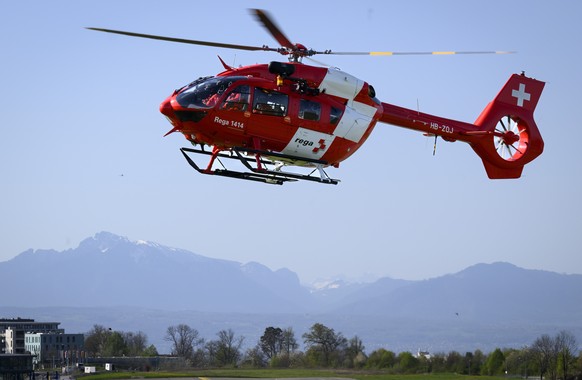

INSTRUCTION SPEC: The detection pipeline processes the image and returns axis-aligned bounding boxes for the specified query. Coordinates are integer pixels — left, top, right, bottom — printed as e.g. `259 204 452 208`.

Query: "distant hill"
335 262 582 324
2 232 581 354
2 232 582 322
0 232 313 313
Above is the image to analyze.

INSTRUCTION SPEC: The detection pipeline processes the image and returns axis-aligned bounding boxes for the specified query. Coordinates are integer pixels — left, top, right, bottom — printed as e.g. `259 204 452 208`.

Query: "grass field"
79 368 509 380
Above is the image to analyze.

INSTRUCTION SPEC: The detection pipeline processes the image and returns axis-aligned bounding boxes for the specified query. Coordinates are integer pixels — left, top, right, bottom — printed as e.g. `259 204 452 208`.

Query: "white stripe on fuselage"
317 68 377 143
318 67 364 99
333 101 376 143
280 68 378 164
282 128 334 161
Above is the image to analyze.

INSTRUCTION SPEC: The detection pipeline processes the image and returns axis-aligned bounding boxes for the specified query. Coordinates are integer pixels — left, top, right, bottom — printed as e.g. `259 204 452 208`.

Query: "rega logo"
295 138 314 147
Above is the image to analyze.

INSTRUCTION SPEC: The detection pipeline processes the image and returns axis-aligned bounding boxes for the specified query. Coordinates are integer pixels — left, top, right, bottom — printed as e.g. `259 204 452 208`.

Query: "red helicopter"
88 9 545 185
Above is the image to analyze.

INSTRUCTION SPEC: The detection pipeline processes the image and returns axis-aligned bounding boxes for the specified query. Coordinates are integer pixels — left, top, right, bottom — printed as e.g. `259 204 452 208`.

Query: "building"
0 319 63 335
415 349 431 360
25 333 84 367
0 354 34 380
4 328 26 355
1 318 83 369
0 319 63 355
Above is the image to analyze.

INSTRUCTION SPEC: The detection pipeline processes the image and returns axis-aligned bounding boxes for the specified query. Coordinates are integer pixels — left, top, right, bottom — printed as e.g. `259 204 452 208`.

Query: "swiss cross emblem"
512 83 531 107
312 139 327 153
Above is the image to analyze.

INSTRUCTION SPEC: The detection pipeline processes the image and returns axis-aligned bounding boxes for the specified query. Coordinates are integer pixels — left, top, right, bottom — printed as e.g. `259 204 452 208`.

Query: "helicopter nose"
160 97 180 136
160 97 174 118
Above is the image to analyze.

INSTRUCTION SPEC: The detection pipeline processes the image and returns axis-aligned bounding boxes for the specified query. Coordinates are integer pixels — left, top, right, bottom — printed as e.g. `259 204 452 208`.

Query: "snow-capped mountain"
2 232 582 326
1 232 313 312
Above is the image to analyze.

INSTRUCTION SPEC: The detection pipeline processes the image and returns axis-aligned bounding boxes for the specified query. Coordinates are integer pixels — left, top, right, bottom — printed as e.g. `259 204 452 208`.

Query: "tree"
204 340 220 367
462 351 473 375
531 334 554 380
344 336 366 368
266 327 299 368
165 324 204 360
365 348 395 369
142 344 159 357
397 351 419 374
243 345 266 368
556 330 578 380
84 324 111 357
504 348 527 376
428 352 446 373
85 325 155 358
280 327 298 356
472 349 486 375
483 348 505 376
445 351 464 373
259 327 283 360
575 351 582 379
302 323 347 367
123 331 148 356
529 331 578 380
211 329 244 367
103 331 128 357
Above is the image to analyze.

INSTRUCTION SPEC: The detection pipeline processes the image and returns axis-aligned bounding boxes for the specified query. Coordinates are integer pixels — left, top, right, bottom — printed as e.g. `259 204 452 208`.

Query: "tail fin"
471 73 545 179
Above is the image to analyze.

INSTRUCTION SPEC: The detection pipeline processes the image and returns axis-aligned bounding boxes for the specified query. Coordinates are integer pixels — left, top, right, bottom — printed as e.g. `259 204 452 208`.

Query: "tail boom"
379 73 545 179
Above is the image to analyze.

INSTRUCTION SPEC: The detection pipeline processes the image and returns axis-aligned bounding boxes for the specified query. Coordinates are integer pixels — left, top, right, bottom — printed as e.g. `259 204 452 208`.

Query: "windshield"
176 76 245 109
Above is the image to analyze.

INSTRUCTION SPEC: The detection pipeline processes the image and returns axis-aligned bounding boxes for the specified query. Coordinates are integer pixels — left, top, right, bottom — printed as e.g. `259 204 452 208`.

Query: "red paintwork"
87 9 545 181
161 61 544 179
379 73 545 178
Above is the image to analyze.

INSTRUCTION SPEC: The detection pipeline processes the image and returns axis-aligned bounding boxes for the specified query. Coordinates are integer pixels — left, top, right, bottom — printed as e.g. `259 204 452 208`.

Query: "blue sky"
1 0 580 284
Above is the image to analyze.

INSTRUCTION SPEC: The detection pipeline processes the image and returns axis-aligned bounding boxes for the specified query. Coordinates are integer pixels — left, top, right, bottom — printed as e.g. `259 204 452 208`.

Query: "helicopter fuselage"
160 62 382 167
88 8 545 184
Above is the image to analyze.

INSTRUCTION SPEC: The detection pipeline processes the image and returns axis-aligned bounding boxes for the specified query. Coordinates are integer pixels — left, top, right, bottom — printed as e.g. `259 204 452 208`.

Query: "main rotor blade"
251 9 295 50
86 27 281 53
324 50 515 56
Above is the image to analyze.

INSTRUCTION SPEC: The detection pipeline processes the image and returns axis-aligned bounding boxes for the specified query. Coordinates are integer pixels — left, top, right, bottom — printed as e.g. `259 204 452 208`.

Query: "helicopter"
87 9 545 185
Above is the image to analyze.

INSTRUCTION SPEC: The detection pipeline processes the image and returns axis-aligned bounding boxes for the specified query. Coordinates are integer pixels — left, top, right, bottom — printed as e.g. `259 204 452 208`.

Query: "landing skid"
180 146 340 185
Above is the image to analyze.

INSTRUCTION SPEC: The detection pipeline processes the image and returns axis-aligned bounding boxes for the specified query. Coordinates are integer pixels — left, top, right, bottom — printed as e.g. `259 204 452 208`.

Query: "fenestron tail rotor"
493 115 528 161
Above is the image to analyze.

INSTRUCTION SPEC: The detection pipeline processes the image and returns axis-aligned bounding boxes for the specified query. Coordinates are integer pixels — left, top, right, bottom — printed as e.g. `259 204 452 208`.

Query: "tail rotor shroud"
494 115 528 161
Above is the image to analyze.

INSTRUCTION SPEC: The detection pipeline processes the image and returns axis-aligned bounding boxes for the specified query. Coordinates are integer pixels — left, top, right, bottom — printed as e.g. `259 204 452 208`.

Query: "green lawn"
79 368 508 380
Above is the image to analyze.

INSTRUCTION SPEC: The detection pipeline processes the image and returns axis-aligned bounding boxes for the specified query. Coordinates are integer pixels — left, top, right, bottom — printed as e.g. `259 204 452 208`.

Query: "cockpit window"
299 99 321 121
330 106 343 125
253 88 288 116
176 77 244 109
220 85 251 112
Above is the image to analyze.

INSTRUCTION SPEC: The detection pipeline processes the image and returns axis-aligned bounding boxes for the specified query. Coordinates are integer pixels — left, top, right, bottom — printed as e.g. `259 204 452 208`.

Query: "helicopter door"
212 85 250 139
252 88 288 116
332 102 375 143
248 87 292 146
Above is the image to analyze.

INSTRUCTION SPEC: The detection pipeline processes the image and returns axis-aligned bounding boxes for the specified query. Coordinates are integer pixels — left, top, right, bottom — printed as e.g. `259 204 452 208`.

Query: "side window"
220 85 250 111
330 106 343 125
299 99 321 121
253 88 288 116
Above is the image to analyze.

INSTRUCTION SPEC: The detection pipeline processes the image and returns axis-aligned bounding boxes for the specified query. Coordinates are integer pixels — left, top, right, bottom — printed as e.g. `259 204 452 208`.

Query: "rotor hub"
501 130 520 146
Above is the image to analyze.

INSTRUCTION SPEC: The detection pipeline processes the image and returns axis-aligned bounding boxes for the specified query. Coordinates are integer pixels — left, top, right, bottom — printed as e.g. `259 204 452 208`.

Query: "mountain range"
1 231 581 354
1 232 312 313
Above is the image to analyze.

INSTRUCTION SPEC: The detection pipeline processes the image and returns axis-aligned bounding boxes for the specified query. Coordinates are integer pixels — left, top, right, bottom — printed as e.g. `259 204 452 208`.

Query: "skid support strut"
180 146 340 185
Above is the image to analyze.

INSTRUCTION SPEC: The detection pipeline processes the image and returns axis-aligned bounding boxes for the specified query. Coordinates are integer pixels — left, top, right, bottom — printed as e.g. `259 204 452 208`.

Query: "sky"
1 0 581 285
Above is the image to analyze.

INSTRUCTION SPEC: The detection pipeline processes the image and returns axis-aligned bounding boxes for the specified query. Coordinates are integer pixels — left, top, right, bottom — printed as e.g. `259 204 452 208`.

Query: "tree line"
84 323 581 378
84 325 158 358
